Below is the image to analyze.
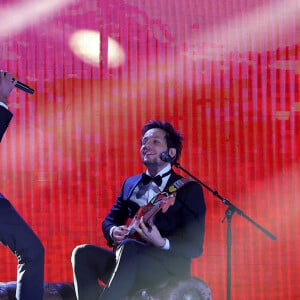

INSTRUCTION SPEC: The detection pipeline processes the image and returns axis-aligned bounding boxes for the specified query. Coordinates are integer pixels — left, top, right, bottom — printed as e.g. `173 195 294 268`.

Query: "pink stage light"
0 0 75 39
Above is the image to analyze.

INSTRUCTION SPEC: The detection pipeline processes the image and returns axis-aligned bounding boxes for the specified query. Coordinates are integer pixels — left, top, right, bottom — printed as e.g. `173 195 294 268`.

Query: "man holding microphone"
0 70 44 300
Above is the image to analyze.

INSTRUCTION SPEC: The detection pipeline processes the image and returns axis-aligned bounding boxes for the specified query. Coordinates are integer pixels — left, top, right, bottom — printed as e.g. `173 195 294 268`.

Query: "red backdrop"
0 0 299 299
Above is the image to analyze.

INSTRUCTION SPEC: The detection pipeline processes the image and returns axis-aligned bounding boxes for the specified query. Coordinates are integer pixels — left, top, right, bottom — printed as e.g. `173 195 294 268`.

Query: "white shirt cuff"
161 238 170 250
0 102 8 109
109 226 117 239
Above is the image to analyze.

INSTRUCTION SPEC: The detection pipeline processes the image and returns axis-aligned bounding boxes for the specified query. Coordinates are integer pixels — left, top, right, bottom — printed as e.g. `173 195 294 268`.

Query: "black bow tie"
141 170 172 187
142 174 162 186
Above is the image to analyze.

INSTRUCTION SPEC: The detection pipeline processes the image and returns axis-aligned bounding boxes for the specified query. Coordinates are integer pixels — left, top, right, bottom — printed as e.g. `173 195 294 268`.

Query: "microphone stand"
173 162 277 300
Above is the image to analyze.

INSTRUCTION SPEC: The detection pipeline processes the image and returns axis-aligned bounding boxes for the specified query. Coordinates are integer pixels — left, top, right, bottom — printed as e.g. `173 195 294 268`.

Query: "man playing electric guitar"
72 120 206 300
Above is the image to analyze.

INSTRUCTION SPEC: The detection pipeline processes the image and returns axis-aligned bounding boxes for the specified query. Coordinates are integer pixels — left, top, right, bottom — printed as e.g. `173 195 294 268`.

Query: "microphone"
160 151 173 163
15 80 35 94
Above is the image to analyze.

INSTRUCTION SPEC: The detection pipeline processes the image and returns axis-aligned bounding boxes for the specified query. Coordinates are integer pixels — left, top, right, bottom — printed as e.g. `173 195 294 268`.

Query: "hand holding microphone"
0 70 16 104
0 70 34 96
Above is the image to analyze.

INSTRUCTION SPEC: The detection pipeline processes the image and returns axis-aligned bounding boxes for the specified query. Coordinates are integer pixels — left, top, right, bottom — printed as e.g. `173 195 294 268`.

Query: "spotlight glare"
69 30 101 67
69 30 125 68
108 37 126 68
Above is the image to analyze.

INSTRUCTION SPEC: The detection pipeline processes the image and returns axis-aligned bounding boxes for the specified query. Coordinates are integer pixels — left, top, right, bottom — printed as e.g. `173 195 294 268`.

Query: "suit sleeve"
0 106 13 142
102 179 132 246
157 181 206 259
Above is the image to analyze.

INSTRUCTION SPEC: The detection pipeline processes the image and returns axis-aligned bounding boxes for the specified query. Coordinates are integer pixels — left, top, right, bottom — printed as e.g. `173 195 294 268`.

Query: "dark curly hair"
141 120 183 163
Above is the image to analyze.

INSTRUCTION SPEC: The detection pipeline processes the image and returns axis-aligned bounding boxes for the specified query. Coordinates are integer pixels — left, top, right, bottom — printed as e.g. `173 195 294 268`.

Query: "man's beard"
143 157 166 171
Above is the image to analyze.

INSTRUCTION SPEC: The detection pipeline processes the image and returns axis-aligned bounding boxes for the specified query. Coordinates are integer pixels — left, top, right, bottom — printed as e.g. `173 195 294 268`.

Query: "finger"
140 224 151 236
4 72 13 82
11 77 17 86
141 216 152 230
119 228 129 234
117 230 128 238
113 229 123 238
116 226 128 233
133 220 140 230
139 218 147 231
140 216 149 229
148 218 154 226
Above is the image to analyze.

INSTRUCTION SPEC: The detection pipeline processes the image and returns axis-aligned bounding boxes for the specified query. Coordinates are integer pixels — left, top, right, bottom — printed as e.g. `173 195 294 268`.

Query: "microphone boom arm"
173 161 276 240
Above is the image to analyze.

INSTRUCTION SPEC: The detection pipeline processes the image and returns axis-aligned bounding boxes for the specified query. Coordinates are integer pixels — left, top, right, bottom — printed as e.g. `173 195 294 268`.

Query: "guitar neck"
143 204 161 224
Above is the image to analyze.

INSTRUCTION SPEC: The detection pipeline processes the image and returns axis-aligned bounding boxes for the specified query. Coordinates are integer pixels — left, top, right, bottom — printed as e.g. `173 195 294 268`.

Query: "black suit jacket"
0 106 13 142
102 169 206 276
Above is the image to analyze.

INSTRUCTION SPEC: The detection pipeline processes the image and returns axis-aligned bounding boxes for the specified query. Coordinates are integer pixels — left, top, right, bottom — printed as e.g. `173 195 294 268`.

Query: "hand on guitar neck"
134 215 166 248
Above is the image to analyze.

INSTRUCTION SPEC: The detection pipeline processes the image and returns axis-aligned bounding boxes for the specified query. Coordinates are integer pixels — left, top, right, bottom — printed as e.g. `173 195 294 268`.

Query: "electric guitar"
126 192 176 238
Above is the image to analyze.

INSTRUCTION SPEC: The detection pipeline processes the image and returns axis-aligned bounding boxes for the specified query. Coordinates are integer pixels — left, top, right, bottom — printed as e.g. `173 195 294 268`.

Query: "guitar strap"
149 177 194 205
